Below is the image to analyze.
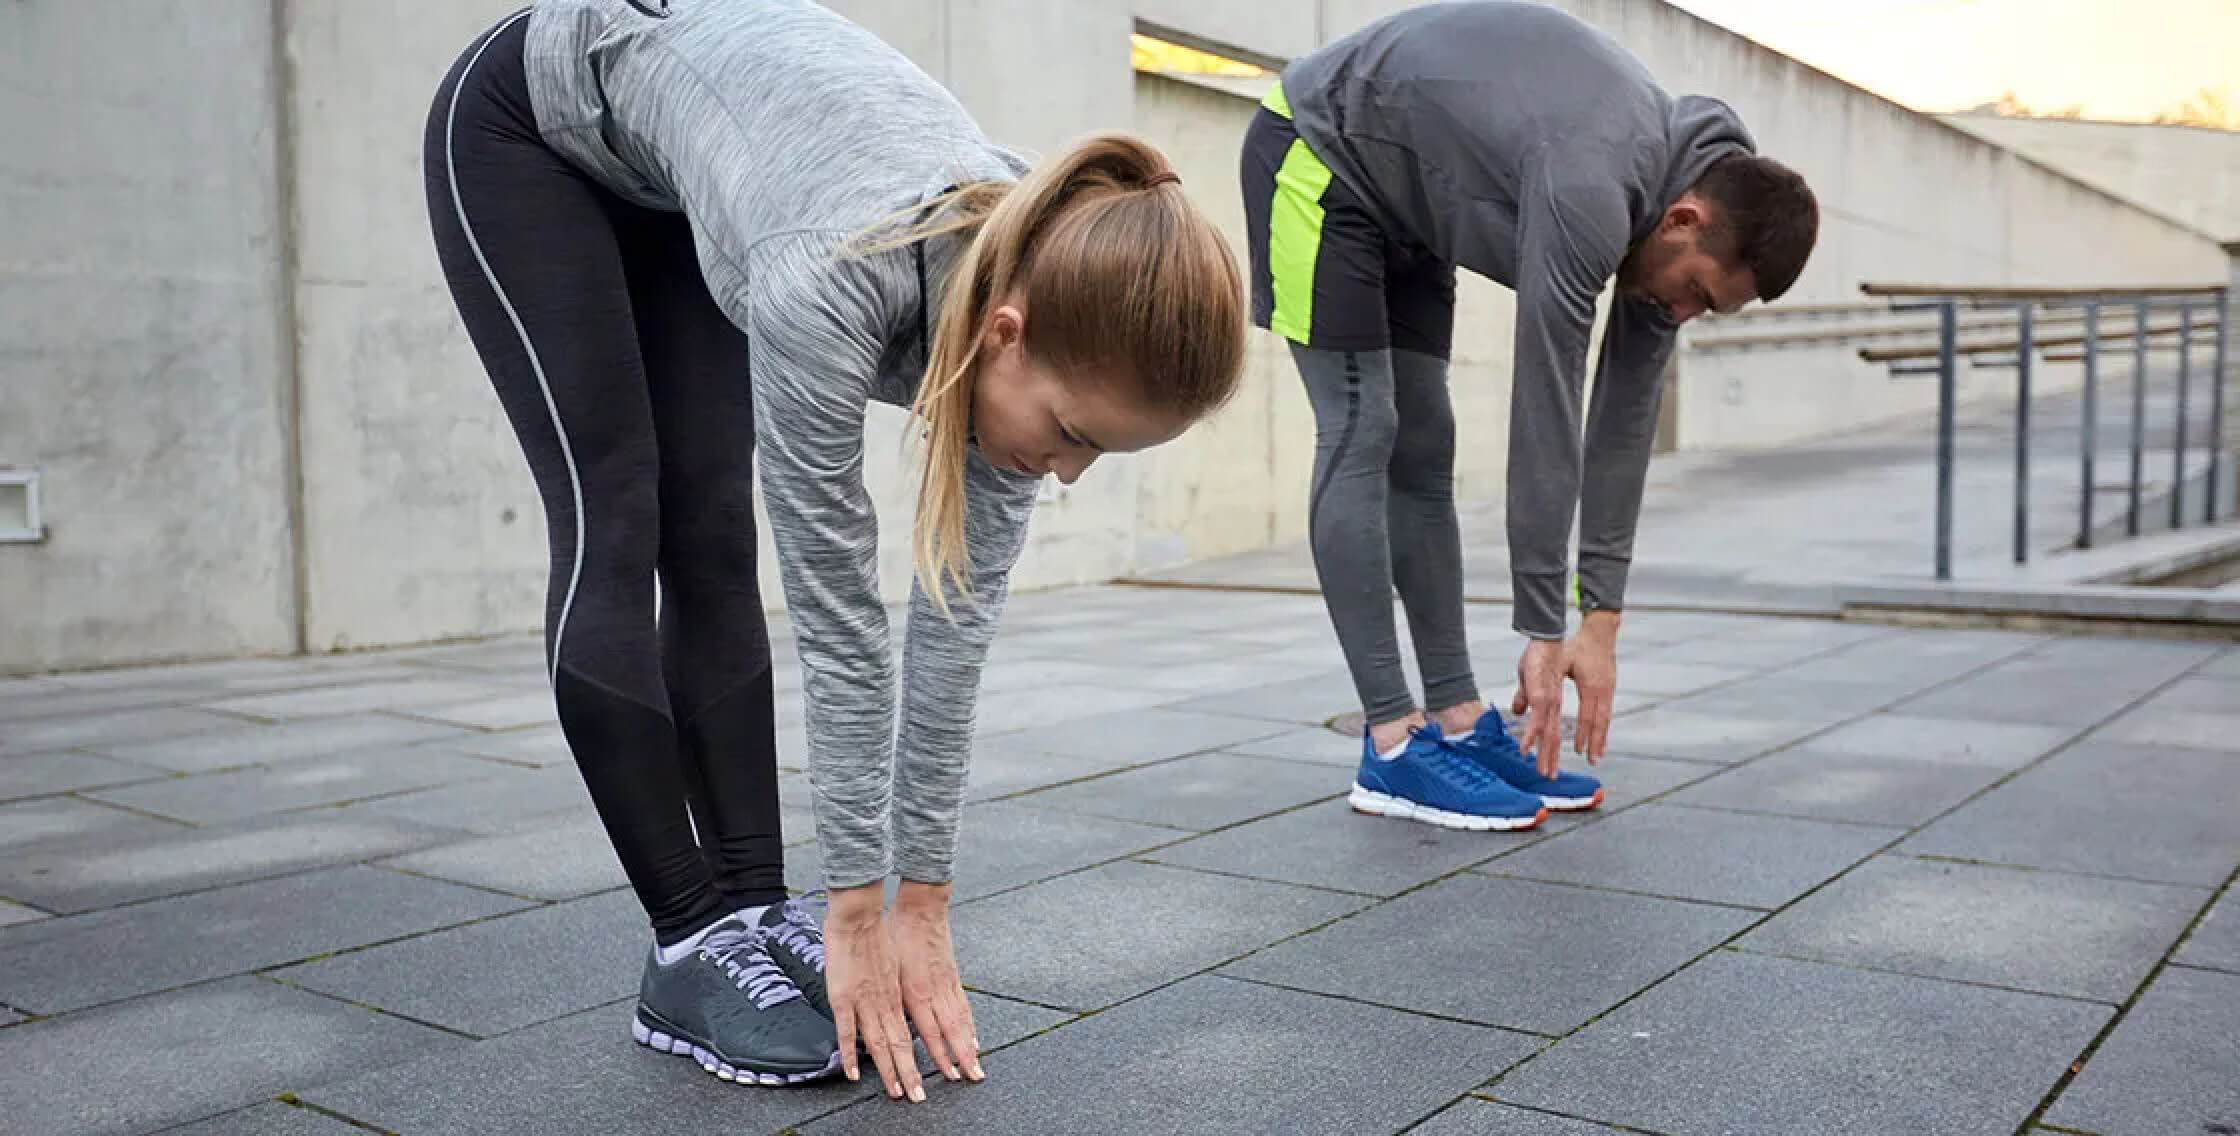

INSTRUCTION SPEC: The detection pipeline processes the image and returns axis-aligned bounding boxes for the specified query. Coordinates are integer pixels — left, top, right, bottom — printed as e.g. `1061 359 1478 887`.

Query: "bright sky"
1664 0 2237 122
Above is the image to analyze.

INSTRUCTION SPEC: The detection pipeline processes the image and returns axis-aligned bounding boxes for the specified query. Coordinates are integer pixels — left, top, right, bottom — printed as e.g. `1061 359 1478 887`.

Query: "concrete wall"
5 0 2231 671
0 0 297 672
1942 115 2240 243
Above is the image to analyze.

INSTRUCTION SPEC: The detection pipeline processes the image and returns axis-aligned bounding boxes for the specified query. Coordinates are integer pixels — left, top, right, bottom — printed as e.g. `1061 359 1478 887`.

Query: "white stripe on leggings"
443 9 584 686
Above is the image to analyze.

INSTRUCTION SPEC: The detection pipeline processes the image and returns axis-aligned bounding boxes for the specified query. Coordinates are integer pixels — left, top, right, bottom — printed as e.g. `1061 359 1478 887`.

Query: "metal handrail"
1861 284 2233 579
1862 281 2229 300
1858 316 2220 363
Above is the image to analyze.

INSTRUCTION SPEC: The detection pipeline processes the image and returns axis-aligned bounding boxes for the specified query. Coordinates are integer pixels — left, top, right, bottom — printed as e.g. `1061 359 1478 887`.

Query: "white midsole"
1349 784 1542 831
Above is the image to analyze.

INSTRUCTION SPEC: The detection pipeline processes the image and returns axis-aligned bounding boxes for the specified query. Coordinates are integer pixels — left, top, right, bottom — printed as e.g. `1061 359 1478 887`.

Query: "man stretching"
1240 0 1818 829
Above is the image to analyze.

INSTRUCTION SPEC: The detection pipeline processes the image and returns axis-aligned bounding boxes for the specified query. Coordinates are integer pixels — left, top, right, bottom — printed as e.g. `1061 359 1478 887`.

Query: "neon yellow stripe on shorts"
1264 85 1331 346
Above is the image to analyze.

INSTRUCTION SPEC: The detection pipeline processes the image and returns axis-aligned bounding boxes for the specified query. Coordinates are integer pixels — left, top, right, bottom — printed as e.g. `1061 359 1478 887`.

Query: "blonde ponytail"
868 133 1245 616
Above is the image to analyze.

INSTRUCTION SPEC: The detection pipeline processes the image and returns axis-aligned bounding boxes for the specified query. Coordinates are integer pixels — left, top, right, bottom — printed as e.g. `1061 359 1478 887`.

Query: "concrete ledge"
1840 581 2240 626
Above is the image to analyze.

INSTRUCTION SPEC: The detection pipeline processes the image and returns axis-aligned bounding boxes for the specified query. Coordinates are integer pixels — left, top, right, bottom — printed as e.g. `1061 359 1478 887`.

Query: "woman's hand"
824 884 922 1101
891 881 984 1085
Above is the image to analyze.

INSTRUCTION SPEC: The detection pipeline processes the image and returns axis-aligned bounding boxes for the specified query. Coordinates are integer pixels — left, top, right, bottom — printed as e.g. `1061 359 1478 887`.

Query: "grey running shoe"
633 915 841 1085
757 897 830 1020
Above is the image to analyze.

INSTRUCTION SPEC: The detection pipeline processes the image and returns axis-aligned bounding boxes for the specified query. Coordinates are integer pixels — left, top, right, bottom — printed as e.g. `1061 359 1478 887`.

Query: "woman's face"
968 303 1188 485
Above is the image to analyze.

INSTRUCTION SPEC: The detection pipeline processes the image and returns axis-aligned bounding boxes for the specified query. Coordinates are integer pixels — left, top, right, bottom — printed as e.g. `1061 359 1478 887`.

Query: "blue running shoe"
1350 722 1547 831
1448 709 1604 811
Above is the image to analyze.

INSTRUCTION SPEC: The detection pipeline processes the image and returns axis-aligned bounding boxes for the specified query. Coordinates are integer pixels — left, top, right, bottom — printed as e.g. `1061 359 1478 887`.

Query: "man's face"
1618 196 1758 326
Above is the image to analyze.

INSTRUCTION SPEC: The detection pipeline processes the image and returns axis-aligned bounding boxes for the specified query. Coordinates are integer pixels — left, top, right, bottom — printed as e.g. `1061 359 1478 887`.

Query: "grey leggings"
1297 344 1479 725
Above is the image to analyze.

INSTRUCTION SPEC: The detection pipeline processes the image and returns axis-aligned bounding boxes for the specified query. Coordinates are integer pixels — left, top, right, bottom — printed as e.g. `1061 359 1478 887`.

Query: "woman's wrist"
826 881 887 931
893 878 953 918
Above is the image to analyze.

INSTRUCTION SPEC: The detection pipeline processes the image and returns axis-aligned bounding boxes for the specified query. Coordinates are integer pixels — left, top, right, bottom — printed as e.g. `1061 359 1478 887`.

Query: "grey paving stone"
948 860 1366 1011
1806 713 2079 769
1904 742 2240 887
381 812 628 900
790 801 1179 901
1647 675 1918 721
1490 951 2110 1136
0 749 168 800
1777 629 2043 690
2136 674 2240 714
1665 747 2010 827
1632 631 1852 668
0 865 528 1014
963 990 1073 1051
1164 668 1363 727
203 676 517 720
1601 707 1825 763
160 1101 374 1136
2094 707 2240 753
1896 670 2167 727
969 682 1180 732
1740 855 2207 1001
403 689 559 731
0 900 46 928
962 736 1157 801
1411 1099 1633 1135
2045 966 2240 1136
0 795 185 853
2199 648 2240 679
802 975 1539 1136
276 888 642 1037
85 744 503 824
0 706 246 756
1531 755 1730 834
439 722 572 767
303 999 878 1136
2022 634 2222 677
93 712 468 772
0 977 460 1136
2176 887 2240 974
982 706 1292 766
1484 803 1898 910
1610 659 1757 696
1217 725 1360 767
346 762 594 835
1143 798 1530 897
0 1008 21 1027
1226 874 1755 1034
1010 752 1341 832
0 811 460 913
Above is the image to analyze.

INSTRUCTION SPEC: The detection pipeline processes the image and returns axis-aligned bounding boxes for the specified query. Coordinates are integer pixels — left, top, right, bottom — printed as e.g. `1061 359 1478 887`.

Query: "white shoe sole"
1539 790 1604 812
632 1013 842 1086
1349 784 1544 831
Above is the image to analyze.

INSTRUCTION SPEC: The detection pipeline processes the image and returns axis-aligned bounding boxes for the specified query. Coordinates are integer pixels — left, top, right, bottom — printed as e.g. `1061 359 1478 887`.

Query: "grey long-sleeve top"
1280 0 1756 637
524 0 1040 888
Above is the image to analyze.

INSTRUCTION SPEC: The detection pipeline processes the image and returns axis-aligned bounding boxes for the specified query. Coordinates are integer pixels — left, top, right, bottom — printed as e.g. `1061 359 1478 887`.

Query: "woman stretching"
423 0 1244 1102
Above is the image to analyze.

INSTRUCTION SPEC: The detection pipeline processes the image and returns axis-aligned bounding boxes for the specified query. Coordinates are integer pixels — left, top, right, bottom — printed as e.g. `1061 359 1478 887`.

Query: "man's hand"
1512 610 1622 777
1568 610 1620 764
1512 638 1565 773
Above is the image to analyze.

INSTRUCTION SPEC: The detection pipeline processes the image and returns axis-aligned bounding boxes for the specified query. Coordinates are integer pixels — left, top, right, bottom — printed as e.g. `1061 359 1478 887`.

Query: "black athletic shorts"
1239 86 1457 359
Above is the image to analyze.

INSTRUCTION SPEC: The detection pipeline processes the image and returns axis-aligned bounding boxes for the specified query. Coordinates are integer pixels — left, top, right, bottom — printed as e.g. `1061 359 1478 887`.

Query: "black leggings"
423 11 786 943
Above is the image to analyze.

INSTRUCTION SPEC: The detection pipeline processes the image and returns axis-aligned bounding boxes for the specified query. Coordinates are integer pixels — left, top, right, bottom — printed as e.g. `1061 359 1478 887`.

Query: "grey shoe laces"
698 927 803 1010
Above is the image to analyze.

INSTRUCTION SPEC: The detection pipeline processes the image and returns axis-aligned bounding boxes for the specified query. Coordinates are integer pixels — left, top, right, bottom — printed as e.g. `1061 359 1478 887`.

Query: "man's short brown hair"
1693 154 1818 302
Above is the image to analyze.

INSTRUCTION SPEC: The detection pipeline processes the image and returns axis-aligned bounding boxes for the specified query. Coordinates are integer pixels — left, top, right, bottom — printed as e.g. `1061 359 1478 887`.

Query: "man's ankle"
1367 711 1425 755
1429 699 1486 736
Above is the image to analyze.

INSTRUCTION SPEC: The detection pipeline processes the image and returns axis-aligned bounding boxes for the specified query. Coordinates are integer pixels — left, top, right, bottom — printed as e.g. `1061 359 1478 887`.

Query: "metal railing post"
2130 301 2149 536
2079 301 2099 548
2014 302 2033 564
2172 303 2194 529
2210 289 2230 523
1935 299 1958 581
